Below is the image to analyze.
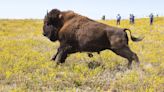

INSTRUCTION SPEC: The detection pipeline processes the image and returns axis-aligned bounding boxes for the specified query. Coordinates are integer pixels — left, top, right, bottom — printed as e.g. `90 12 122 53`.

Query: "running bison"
43 9 143 68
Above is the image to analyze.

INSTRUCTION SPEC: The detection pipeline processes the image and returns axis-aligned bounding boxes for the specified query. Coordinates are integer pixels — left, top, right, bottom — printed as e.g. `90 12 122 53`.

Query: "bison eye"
45 21 50 26
44 19 52 26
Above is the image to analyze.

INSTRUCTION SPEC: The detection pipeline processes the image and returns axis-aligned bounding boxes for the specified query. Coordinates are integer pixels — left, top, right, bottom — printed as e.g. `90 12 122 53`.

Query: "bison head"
43 9 64 41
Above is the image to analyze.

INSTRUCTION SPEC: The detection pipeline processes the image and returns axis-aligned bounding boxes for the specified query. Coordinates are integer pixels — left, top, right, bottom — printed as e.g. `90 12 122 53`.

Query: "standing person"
149 13 154 25
116 14 121 25
129 14 133 24
102 15 105 20
132 14 135 24
156 14 159 17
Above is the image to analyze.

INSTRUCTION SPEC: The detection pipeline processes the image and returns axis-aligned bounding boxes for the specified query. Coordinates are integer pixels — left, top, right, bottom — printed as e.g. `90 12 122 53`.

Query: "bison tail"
124 28 143 42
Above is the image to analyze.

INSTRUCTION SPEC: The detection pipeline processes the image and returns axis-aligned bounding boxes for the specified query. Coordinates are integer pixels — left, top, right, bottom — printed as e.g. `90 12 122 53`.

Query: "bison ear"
59 14 63 19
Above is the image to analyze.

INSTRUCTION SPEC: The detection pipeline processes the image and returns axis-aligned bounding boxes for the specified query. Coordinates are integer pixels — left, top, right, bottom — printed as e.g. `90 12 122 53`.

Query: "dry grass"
0 17 164 92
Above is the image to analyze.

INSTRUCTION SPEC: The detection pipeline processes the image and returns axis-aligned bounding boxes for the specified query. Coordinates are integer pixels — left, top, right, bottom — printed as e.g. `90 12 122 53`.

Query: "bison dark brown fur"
43 9 143 68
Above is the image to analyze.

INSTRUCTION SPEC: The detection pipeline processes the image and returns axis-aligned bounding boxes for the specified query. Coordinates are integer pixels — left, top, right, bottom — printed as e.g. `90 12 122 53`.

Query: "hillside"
0 17 164 91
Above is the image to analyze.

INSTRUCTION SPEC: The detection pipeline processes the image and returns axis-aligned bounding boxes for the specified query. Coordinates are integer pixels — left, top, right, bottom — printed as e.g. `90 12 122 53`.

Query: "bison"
43 9 143 68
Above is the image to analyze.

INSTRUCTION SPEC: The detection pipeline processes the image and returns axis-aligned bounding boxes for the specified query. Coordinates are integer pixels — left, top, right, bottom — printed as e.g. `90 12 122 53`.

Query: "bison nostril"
43 33 46 36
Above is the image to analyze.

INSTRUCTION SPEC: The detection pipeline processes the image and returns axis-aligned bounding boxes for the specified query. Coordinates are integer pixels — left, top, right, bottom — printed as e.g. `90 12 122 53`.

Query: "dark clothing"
102 15 105 20
130 14 135 24
117 19 120 25
149 14 154 25
150 18 153 25
116 15 121 25
132 15 135 24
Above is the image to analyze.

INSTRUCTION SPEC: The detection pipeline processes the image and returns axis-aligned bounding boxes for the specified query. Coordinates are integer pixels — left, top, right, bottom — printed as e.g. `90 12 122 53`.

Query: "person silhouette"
149 13 154 25
130 14 133 24
102 15 105 20
132 14 135 24
116 14 121 25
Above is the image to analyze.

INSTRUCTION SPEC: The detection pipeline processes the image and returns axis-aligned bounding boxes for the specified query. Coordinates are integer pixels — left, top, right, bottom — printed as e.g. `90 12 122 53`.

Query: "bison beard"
43 9 143 68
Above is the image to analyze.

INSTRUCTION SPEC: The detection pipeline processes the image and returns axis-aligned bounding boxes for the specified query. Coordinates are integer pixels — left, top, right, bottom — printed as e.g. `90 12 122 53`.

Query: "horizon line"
0 16 163 20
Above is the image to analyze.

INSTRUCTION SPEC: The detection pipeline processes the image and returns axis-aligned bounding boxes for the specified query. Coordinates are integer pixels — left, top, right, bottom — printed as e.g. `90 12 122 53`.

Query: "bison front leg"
55 45 73 64
51 47 61 61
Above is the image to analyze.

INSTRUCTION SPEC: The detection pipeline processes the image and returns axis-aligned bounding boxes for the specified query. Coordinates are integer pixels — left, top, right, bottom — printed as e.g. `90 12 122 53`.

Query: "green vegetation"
0 17 164 91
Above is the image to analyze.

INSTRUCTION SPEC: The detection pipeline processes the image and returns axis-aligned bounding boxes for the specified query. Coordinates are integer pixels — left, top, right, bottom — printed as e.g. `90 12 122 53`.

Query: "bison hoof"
128 65 132 69
51 58 60 65
51 57 56 61
88 53 93 58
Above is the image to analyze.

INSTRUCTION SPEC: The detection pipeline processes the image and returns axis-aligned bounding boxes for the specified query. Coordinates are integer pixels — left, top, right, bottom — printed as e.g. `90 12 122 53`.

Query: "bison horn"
47 10 49 15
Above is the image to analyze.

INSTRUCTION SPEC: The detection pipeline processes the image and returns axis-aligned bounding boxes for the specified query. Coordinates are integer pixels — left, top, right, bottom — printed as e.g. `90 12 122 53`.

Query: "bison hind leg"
112 46 140 69
88 53 94 58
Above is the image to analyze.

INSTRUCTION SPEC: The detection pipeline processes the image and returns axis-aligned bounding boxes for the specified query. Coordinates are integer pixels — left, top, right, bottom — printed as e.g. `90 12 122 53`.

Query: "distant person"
130 14 133 24
149 13 154 25
132 14 135 24
102 15 105 20
156 14 159 17
130 14 135 25
116 14 121 25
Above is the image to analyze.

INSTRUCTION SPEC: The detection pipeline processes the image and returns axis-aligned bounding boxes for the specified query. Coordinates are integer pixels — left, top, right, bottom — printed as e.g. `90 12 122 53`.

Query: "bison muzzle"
43 9 143 68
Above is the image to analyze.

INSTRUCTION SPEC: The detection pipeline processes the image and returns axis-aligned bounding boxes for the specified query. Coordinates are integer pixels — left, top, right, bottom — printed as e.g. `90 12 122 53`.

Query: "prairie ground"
0 17 164 92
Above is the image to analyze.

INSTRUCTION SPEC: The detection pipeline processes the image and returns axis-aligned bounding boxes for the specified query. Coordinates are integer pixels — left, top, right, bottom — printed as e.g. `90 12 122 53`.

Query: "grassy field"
0 17 164 92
